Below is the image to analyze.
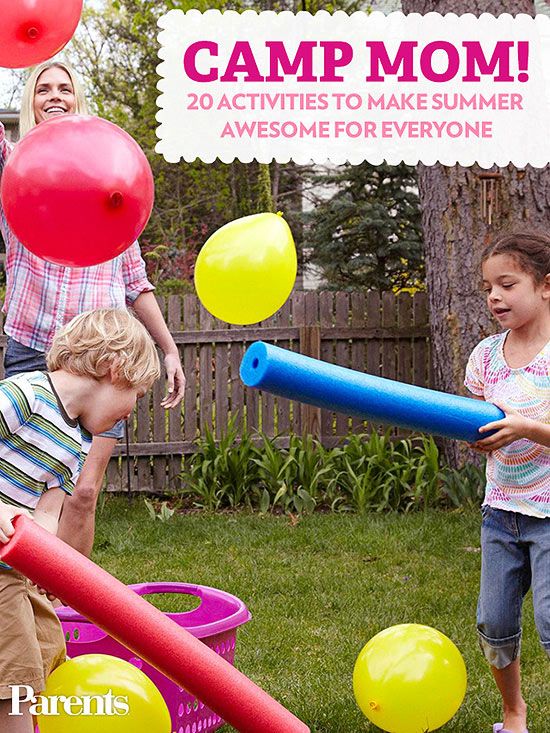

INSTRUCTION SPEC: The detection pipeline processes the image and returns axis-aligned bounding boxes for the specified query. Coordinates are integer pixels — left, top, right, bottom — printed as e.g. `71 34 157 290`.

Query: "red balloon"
0 115 154 267
0 0 83 69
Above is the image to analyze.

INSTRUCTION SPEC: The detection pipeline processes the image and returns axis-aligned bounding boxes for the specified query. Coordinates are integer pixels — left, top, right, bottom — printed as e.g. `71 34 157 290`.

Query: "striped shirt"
0 122 154 352
0 371 92 569
465 332 550 518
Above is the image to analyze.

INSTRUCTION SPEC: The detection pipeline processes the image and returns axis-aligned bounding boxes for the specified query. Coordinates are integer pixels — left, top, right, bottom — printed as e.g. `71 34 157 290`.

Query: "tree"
401 0 550 466
229 162 274 219
303 162 423 291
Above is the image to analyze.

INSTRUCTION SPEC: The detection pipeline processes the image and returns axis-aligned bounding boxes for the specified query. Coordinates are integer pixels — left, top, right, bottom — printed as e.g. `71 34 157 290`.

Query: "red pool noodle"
0 515 309 733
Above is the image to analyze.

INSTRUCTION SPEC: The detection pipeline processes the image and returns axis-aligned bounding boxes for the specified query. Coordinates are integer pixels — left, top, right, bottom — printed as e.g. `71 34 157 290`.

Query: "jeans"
477 504 550 668
3 336 125 440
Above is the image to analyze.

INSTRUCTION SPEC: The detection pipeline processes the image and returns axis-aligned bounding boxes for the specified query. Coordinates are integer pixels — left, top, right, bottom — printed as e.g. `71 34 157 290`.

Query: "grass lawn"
91 497 547 733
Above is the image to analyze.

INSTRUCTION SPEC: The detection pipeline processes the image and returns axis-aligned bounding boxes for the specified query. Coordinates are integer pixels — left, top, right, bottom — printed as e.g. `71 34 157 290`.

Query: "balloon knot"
109 191 124 208
27 27 39 40
369 701 379 711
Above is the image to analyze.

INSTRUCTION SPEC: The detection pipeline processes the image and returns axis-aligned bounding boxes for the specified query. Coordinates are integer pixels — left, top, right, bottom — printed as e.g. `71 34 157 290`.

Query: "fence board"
230 336 244 432
183 296 199 444
149 296 167 492
259 309 276 436
216 340 230 439
291 291 306 434
334 292 350 437
275 299 292 436
299 292 321 437
105 455 122 494
136 394 152 493
413 293 429 388
319 291 334 437
167 295 183 488
397 293 413 385
350 292 366 432
382 292 397 381
365 291 381 375
244 347 258 435
199 304 214 433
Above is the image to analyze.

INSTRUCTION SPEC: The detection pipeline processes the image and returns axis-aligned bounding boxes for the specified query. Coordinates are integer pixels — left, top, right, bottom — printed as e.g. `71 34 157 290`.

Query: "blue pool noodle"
239 342 504 443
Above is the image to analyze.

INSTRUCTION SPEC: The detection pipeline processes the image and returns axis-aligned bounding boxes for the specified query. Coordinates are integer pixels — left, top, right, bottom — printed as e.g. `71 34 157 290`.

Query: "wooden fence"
0 291 433 493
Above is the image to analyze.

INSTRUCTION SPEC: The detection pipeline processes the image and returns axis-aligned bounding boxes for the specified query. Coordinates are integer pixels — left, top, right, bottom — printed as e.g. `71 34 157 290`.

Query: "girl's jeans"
477 504 550 668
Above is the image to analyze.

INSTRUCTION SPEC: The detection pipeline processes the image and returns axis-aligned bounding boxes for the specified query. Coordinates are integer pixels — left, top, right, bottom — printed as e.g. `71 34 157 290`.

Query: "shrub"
179 422 483 515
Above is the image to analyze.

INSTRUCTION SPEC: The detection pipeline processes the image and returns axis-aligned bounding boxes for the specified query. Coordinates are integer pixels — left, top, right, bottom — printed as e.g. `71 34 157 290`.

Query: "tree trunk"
401 0 550 467
402 0 535 13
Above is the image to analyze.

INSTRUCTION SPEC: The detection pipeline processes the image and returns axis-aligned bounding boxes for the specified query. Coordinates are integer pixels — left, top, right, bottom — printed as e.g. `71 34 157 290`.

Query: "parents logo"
9 686 129 716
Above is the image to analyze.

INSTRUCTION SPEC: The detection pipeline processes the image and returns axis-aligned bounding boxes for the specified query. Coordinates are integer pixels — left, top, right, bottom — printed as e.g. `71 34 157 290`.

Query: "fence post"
299 324 321 438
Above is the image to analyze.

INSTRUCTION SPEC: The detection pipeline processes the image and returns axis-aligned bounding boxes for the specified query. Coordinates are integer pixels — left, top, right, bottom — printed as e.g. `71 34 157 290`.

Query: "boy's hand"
32 583 64 605
30 577 65 605
472 401 532 452
0 505 30 544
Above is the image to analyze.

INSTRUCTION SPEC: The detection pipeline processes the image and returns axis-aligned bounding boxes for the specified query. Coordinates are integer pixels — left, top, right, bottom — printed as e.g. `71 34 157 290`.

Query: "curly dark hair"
482 229 550 284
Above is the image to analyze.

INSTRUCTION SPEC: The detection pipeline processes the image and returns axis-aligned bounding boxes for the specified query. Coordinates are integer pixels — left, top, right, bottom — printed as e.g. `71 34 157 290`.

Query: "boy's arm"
29 489 66 602
0 489 64 544
33 487 65 535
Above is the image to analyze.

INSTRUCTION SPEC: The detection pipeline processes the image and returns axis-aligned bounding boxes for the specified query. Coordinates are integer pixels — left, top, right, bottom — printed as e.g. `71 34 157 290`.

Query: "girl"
465 230 550 733
0 61 185 558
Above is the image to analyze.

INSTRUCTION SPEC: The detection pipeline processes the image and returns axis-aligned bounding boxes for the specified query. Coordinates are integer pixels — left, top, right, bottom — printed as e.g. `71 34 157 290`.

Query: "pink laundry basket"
55 582 251 733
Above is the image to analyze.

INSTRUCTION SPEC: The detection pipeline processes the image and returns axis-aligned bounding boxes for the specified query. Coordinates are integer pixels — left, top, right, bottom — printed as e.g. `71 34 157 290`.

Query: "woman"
0 61 186 557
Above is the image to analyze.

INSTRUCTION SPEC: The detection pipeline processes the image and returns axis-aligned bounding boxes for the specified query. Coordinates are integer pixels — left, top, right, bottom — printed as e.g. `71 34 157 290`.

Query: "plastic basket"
56 582 251 733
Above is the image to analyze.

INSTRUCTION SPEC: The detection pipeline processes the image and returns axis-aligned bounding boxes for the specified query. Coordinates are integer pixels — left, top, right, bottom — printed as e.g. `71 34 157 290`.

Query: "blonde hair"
47 309 161 389
19 61 89 137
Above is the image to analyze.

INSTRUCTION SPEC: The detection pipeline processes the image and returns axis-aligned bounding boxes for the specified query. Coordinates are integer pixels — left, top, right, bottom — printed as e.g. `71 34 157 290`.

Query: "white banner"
156 10 550 167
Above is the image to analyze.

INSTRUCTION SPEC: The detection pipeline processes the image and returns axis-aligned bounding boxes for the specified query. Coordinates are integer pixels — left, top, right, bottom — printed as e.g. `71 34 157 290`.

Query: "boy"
0 308 160 732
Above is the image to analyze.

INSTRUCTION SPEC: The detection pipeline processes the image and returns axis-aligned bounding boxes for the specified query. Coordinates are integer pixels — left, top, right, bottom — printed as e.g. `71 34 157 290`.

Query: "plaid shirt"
0 123 154 352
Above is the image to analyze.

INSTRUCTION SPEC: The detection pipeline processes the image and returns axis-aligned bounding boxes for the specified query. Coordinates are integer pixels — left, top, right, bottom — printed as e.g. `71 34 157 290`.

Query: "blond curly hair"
47 309 160 389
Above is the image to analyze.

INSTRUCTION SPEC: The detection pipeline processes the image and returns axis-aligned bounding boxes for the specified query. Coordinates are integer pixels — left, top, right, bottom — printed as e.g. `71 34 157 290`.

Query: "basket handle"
57 583 204 622
127 582 245 620
129 582 204 596
127 582 216 615
58 582 247 625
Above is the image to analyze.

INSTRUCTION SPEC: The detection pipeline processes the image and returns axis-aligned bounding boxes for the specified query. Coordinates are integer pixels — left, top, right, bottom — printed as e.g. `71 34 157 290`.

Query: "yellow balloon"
194 212 297 325
37 654 171 733
353 624 467 733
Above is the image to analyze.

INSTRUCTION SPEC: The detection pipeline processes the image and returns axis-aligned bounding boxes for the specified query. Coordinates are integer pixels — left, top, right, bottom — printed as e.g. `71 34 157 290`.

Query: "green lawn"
92 498 548 733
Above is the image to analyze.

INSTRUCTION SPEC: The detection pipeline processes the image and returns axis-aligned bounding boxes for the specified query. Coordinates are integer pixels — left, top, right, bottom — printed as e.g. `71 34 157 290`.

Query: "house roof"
0 109 18 123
